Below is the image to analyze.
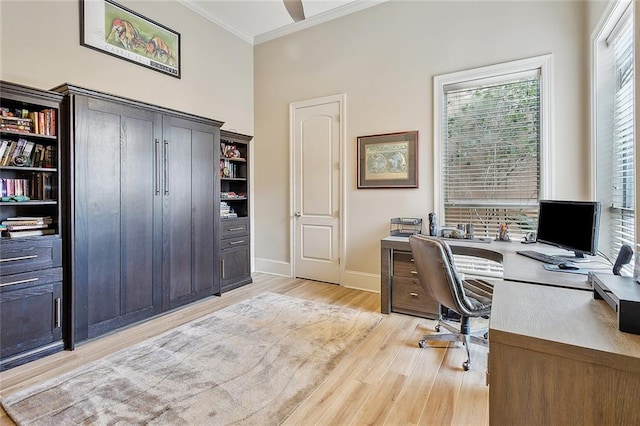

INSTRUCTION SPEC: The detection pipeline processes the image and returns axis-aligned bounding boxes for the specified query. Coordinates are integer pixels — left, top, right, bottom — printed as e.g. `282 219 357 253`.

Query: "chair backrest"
408 234 476 317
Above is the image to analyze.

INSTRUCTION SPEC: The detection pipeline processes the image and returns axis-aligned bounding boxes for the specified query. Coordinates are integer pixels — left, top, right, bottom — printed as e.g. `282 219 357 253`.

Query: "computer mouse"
558 262 579 270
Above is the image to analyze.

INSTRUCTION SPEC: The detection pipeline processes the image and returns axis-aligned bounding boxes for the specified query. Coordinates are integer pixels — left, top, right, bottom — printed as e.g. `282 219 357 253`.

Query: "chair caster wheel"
462 361 470 371
435 324 440 332
418 340 426 348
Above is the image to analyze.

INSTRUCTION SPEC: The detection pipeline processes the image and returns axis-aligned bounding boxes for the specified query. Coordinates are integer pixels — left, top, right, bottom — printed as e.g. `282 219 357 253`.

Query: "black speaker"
613 244 634 276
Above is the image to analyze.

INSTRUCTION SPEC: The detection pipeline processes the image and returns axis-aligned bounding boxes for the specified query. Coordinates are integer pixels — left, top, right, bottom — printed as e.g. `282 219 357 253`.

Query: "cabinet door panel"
163 116 218 308
164 125 193 304
0 281 62 359
192 130 215 294
74 97 158 338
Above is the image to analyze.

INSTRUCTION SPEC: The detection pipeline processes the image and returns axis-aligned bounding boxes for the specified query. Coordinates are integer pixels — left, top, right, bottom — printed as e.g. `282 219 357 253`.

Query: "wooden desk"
380 236 606 317
489 281 640 425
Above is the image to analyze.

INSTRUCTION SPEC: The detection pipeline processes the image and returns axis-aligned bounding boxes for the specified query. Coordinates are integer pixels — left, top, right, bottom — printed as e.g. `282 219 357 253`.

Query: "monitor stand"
555 252 590 263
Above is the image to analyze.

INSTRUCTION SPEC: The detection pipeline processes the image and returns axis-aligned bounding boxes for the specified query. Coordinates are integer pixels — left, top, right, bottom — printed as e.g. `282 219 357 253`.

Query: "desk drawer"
221 218 249 238
0 267 63 290
0 238 61 276
392 277 439 317
221 235 249 250
393 251 418 278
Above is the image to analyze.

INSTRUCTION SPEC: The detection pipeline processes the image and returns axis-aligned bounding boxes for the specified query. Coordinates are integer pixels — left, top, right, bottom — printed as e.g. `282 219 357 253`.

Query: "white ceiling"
177 0 388 45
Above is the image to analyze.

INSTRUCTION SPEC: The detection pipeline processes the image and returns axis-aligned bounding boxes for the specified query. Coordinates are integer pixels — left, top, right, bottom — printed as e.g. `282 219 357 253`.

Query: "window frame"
433 55 554 227
591 0 635 267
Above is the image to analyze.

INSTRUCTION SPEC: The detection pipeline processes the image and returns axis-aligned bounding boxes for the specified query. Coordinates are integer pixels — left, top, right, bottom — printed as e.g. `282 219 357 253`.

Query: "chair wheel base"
435 324 441 332
418 340 426 348
462 361 470 371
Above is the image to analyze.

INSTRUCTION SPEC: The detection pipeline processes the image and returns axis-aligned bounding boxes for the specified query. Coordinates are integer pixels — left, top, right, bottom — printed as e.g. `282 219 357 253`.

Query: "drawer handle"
55 297 61 328
0 254 38 263
0 277 39 287
410 270 418 275
229 240 245 245
410 292 419 298
221 258 226 278
411 258 414 262
227 227 244 231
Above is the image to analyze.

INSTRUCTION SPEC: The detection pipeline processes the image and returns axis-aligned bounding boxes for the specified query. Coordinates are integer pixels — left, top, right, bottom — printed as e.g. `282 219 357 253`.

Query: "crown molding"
177 0 389 46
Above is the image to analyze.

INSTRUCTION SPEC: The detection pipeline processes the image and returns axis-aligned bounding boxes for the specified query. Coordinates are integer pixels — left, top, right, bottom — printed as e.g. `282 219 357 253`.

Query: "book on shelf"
0 140 8 160
4 223 50 231
3 216 53 223
0 141 16 165
2 228 56 238
0 108 56 136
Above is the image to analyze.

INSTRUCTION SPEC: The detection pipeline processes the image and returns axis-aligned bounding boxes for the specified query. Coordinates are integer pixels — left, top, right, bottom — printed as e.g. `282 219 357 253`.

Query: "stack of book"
0 138 55 168
220 201 237 219
1 216 55 238
0 107 56 136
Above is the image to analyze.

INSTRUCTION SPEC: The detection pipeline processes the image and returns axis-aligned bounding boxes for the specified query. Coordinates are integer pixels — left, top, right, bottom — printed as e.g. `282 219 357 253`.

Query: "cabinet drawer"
392 276 439 316
0 267 63 289
0 238 62 276
393 251 418 278
221 217 249 238
221 235 249 250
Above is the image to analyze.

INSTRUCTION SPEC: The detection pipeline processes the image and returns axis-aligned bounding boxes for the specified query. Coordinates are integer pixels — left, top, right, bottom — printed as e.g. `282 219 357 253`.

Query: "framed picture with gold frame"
357 131 418 188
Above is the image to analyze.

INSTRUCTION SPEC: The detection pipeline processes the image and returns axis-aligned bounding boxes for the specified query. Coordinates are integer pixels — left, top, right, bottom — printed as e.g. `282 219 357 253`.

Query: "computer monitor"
536 200 601 259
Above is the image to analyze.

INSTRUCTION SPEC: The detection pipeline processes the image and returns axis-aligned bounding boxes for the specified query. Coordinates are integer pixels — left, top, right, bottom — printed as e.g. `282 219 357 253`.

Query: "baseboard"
342 270 380 293
255 258 291 277
254 259 380 293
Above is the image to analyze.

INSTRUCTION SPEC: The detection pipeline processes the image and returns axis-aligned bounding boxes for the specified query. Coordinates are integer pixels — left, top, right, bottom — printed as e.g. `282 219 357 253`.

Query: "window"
593 0 634 270
434 56 552 242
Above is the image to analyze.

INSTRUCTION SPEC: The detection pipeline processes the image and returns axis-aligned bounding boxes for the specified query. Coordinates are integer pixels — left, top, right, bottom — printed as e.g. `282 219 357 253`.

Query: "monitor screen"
536 200 601 257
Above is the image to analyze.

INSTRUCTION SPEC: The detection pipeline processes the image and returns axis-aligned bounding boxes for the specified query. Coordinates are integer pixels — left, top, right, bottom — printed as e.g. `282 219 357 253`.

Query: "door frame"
289 94 346 283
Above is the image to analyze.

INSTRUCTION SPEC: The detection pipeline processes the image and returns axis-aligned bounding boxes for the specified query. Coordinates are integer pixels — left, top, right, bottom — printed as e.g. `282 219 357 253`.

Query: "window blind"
443 76 541 240
610 13 635 268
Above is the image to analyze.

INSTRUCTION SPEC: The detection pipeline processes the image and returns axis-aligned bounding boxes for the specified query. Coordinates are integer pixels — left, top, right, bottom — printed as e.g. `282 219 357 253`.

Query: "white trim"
255 1 388 45
591 0 633 200
178 0 389 45
289 94 346 283
342 270 380 293
433 54 554 222
254 258 291 277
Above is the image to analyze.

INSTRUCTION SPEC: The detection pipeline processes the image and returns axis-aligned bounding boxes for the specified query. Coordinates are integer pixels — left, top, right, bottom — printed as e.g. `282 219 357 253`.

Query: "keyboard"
516 250 564 265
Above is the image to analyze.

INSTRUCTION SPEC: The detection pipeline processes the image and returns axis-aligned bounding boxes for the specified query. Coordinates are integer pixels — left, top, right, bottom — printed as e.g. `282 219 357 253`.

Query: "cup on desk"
465 224 474 239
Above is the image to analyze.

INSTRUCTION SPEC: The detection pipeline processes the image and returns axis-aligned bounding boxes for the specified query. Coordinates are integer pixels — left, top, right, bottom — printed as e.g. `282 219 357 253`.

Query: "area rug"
2 292 382 425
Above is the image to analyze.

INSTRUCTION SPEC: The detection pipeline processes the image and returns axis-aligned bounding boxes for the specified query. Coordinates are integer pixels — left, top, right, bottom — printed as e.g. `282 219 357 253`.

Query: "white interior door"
291 95 343 284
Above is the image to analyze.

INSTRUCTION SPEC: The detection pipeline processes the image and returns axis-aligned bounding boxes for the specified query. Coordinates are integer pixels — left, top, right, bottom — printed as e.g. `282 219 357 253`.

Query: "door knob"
294 212 301 217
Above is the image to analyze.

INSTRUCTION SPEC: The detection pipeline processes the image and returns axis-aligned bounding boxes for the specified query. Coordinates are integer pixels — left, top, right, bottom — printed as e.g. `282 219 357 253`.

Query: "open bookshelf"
0 81 64 370
219 130 252 292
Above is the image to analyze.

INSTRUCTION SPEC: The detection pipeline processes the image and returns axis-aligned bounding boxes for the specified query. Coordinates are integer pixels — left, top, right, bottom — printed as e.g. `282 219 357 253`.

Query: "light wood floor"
0 273 489 425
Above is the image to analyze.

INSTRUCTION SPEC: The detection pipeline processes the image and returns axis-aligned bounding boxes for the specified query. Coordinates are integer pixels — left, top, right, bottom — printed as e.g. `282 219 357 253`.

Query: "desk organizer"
591 273 640 335
390 217 422 237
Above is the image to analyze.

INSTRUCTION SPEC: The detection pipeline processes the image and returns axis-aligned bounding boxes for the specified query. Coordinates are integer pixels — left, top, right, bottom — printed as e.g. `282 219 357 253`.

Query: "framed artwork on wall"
80 0 181 78
357 130 418 188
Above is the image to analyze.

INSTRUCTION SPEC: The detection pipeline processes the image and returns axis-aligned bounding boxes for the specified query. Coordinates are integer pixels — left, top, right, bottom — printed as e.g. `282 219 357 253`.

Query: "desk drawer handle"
229 240 245 245
0 277 39 287
0 254 38 263
227 227 244 232
410 270 418 275
410 292 418 298
55 297 61 328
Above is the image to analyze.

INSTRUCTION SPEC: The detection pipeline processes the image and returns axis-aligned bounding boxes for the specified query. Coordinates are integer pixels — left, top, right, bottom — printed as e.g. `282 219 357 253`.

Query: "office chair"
408 234 493 371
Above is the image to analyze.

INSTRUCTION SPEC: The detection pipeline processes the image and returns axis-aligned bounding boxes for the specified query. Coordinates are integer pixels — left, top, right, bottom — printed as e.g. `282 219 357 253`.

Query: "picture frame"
80 0 181 78
357 131 418 188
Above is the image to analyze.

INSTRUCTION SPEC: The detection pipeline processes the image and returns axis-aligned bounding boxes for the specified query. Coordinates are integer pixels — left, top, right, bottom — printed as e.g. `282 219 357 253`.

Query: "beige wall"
0 0 253 134
254 0 590 291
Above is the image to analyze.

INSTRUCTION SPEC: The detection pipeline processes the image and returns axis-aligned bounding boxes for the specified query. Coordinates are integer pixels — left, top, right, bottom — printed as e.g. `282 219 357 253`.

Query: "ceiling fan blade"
283 0 305 22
